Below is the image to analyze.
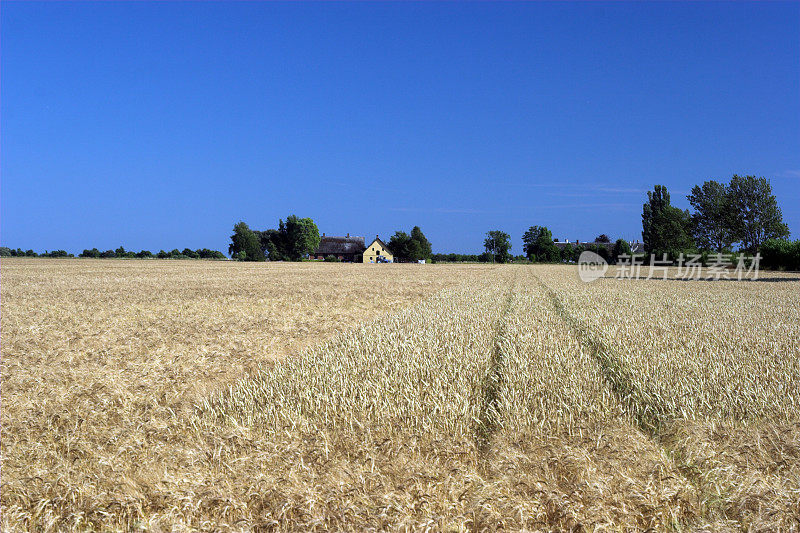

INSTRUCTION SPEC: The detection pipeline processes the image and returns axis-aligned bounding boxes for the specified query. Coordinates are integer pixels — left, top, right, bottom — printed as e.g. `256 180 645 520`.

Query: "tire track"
532 273 743 529
473 279 516 456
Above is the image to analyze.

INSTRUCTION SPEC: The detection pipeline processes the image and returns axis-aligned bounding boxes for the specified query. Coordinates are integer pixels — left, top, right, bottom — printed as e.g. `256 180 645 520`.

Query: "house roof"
315 236 366 255
365 237 391 254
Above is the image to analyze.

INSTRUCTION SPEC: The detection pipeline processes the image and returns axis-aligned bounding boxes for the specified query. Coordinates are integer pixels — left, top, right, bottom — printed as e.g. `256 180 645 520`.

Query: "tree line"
0 246 226 259
229 216 322 261
473 174 795 268
229 218 434 262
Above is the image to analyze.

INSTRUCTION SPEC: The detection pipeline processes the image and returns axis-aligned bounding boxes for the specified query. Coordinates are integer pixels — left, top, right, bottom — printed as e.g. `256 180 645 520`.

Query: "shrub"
80 248 101 258
761 239 800 271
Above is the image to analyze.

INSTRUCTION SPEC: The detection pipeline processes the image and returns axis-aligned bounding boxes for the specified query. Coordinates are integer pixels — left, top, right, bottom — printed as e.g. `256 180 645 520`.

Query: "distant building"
363 236 393 263
311 233 366 262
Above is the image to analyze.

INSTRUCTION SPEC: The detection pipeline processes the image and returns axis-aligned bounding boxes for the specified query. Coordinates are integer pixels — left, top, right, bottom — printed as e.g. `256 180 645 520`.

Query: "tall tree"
642 185 694 258
282 215 321 261
484 230 511 263
255 229 285 261
522 226 559 262
595 234 611 243
727 175 789 253
388 231 412 261
229 221 265 261
408 226 432 260
687 180 736 251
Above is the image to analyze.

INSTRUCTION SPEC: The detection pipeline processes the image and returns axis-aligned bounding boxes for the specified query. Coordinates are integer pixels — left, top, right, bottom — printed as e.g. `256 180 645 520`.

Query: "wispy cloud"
534 202 640 210
778 170 800 179
389 206 497 214
526 182 648 195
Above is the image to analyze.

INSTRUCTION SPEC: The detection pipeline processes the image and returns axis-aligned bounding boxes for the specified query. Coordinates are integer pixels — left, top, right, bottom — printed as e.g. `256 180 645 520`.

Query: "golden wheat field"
2 258 799 532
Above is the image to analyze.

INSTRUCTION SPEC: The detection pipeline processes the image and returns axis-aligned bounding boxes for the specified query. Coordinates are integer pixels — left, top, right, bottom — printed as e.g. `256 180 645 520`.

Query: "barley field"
2 259 799 531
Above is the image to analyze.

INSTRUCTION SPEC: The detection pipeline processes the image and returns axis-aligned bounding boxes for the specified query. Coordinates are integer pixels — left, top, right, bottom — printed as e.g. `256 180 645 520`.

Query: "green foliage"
229 221 265 262
80 248 101 258
388 231 411 260
484 230 512 263
388 226 432 261
0 247 12 257
253 216 320 261
408 226 432 260
561 243 574 262
522 226 560 262
43 250 70 258
283 215 321 261
687 180 736 251
760 239 800 270
324 254 340 262
687 175 789 254
115 246 136 258
611 239 632 263
196 248 226 259
99 250 116 258
136 250 154 258
727 175 790 253
595 234 611 243
642 185 694 259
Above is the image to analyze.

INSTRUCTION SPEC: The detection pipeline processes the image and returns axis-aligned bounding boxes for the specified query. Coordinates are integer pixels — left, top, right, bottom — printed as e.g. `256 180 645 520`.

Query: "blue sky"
2 2 799 254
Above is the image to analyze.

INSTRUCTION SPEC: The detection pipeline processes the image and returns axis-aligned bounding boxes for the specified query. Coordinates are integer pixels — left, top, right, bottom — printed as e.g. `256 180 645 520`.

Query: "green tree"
687 180 736 251
642 185 694 258
484 230 512 263
522 226 560 262
595 234 611 243
727 175 790 253
282 215 320 261
611 239 632 263
229 221 265 261
80 248 101 258
387 231 411 261
255 229 285 261
408 226 432 260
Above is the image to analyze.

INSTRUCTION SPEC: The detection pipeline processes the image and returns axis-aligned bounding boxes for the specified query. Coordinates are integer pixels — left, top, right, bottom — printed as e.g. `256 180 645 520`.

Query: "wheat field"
2 259 798 531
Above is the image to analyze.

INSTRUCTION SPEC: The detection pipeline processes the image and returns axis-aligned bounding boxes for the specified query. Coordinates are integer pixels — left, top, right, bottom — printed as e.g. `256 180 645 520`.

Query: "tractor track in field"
532 273 744 530
473 277 517 458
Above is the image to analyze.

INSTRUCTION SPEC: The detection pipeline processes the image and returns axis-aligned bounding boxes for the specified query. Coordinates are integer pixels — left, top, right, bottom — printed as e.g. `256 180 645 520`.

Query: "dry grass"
2 259 799 531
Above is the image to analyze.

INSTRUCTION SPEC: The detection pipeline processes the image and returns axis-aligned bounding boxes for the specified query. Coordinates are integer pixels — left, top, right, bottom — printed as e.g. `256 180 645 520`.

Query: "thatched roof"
315 235 366 255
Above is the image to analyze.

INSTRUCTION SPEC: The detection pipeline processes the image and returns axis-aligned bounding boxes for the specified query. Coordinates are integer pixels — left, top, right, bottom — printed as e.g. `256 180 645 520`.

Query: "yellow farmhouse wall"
363 239 393 263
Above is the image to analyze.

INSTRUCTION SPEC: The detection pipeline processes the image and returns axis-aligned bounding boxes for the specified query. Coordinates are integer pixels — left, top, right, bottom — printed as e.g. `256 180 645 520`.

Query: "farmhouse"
364 236 393 263
311 233 366 262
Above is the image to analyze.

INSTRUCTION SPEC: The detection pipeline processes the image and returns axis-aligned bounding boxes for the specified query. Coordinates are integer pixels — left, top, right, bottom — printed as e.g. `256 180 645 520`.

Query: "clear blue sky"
2 1 799 255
